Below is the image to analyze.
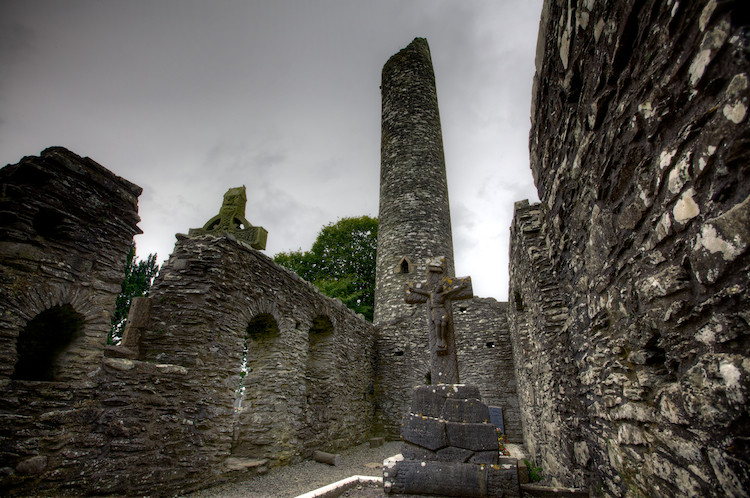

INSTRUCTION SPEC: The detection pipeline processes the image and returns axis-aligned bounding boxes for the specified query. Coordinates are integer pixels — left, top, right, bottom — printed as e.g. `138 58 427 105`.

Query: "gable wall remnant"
0 147 142 381
509 0 750 495
0 148 143 494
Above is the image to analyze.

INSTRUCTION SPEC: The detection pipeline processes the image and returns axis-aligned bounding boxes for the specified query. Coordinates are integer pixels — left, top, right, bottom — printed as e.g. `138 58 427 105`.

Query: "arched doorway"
13 304 85 381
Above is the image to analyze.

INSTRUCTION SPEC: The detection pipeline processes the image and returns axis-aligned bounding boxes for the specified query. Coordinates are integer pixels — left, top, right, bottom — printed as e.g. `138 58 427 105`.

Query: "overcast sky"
1 0 542 300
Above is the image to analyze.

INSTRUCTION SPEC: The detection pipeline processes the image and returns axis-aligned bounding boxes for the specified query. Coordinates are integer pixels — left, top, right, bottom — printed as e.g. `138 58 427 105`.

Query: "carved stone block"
445 421 499 452
384 458 520 497
441 397 491 423
401 413 448 450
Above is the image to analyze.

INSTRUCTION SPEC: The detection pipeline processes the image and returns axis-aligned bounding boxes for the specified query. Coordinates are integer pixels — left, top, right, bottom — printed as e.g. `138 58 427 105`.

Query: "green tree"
274 216 378 321
108 243 159 345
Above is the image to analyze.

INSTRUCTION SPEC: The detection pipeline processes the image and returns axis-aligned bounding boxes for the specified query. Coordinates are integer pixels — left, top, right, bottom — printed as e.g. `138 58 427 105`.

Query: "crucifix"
405 256 473 385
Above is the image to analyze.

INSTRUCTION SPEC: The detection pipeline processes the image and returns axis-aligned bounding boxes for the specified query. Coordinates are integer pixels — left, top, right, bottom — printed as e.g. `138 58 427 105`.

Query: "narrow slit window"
400 259 410 274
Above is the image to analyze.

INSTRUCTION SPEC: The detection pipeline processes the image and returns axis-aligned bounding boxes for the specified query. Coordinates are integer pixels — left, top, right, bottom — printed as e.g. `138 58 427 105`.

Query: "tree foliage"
274 216 378 321
109 243 159 345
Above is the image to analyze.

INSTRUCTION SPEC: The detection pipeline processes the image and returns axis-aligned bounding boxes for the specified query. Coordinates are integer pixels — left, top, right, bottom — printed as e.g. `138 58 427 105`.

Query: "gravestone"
384 256 521 497
488 406 504 435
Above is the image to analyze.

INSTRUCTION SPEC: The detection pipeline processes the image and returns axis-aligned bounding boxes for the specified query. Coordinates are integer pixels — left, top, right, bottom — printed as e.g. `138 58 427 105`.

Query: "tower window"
396 256 413 274
400 259 410 274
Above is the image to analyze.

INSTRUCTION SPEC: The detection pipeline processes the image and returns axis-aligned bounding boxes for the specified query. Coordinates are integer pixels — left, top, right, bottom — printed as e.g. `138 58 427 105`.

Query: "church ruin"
1 1 748 496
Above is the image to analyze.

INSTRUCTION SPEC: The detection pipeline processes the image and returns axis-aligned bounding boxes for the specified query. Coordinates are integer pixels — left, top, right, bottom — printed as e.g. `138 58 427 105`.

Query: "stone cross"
187 186 268 250
405 256 472 384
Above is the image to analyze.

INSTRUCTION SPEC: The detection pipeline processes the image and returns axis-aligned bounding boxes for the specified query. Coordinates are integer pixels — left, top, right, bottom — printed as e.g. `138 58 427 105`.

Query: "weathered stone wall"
455 298 522 443
136 233 377 481
0 150 377 496
0 148 143 494
509 0 750 495
508 200 582 484
0 147 142 380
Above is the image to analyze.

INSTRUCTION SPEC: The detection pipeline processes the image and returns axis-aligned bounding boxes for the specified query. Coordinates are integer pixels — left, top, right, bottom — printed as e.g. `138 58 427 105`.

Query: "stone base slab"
383 455 520 497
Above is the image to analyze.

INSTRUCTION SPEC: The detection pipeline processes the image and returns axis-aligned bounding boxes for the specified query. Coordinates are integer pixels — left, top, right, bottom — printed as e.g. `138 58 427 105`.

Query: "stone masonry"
373 37 522 442
508 0 750 496
0 149 377 496
0 147 142 382
373 38 458 435
456 298 522 443
2 4 748 495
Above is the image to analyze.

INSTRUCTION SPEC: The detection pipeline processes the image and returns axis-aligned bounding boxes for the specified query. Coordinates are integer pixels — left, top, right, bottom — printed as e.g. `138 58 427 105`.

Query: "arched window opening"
246 313 280 341
305 315 335 451
396 256 412 275
232 313 282 458
309 315 334 337
13 304 85 381
236 314 280 408
400 259 410 274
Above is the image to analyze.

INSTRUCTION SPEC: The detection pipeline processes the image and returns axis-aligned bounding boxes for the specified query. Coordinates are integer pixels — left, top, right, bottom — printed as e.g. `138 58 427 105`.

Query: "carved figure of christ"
405 257 473 384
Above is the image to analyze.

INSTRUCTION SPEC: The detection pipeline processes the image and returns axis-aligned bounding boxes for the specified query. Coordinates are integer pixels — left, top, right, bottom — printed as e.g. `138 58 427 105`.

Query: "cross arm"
441 276 473 301
404 282 429 304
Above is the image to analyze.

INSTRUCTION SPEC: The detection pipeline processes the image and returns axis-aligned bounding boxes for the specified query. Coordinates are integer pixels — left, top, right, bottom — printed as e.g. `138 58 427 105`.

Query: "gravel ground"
180 441 401 498
179 442 528 498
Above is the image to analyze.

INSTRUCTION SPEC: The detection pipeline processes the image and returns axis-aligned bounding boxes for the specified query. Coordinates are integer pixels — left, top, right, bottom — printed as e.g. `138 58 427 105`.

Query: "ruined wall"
133 234 377 486
0 147 142 380
455 298 522 443
0 150 377 496
508 200 582 484
509 0 750 495
0 148 143 494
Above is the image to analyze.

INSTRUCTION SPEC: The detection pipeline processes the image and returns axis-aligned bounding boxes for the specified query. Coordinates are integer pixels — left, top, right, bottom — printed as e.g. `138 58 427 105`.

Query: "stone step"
224 457 268 471
520 483 589 497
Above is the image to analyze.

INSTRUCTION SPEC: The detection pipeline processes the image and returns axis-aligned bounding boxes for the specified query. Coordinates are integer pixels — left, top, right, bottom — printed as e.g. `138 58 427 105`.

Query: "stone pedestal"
383 384 520 496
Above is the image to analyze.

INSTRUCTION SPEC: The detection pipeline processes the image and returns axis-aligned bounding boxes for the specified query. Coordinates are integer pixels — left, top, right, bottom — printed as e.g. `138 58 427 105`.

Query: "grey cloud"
2 0 544 299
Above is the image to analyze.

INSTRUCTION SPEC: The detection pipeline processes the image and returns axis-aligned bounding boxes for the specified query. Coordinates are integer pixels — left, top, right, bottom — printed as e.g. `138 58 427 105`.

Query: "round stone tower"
373 37 457 435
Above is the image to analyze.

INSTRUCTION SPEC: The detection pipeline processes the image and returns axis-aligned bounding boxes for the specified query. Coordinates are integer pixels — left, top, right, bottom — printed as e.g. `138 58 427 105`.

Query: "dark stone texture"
401 442 437 461
409 384 483 419
0 150 377 496
469 451 501 465
395 382 501 497
510 0 750 496
436 446 475 463
384 457 520 497
15 456 47 476
445 422 499 452
410 385 447 418
441 398 491 424
401 413 448 451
